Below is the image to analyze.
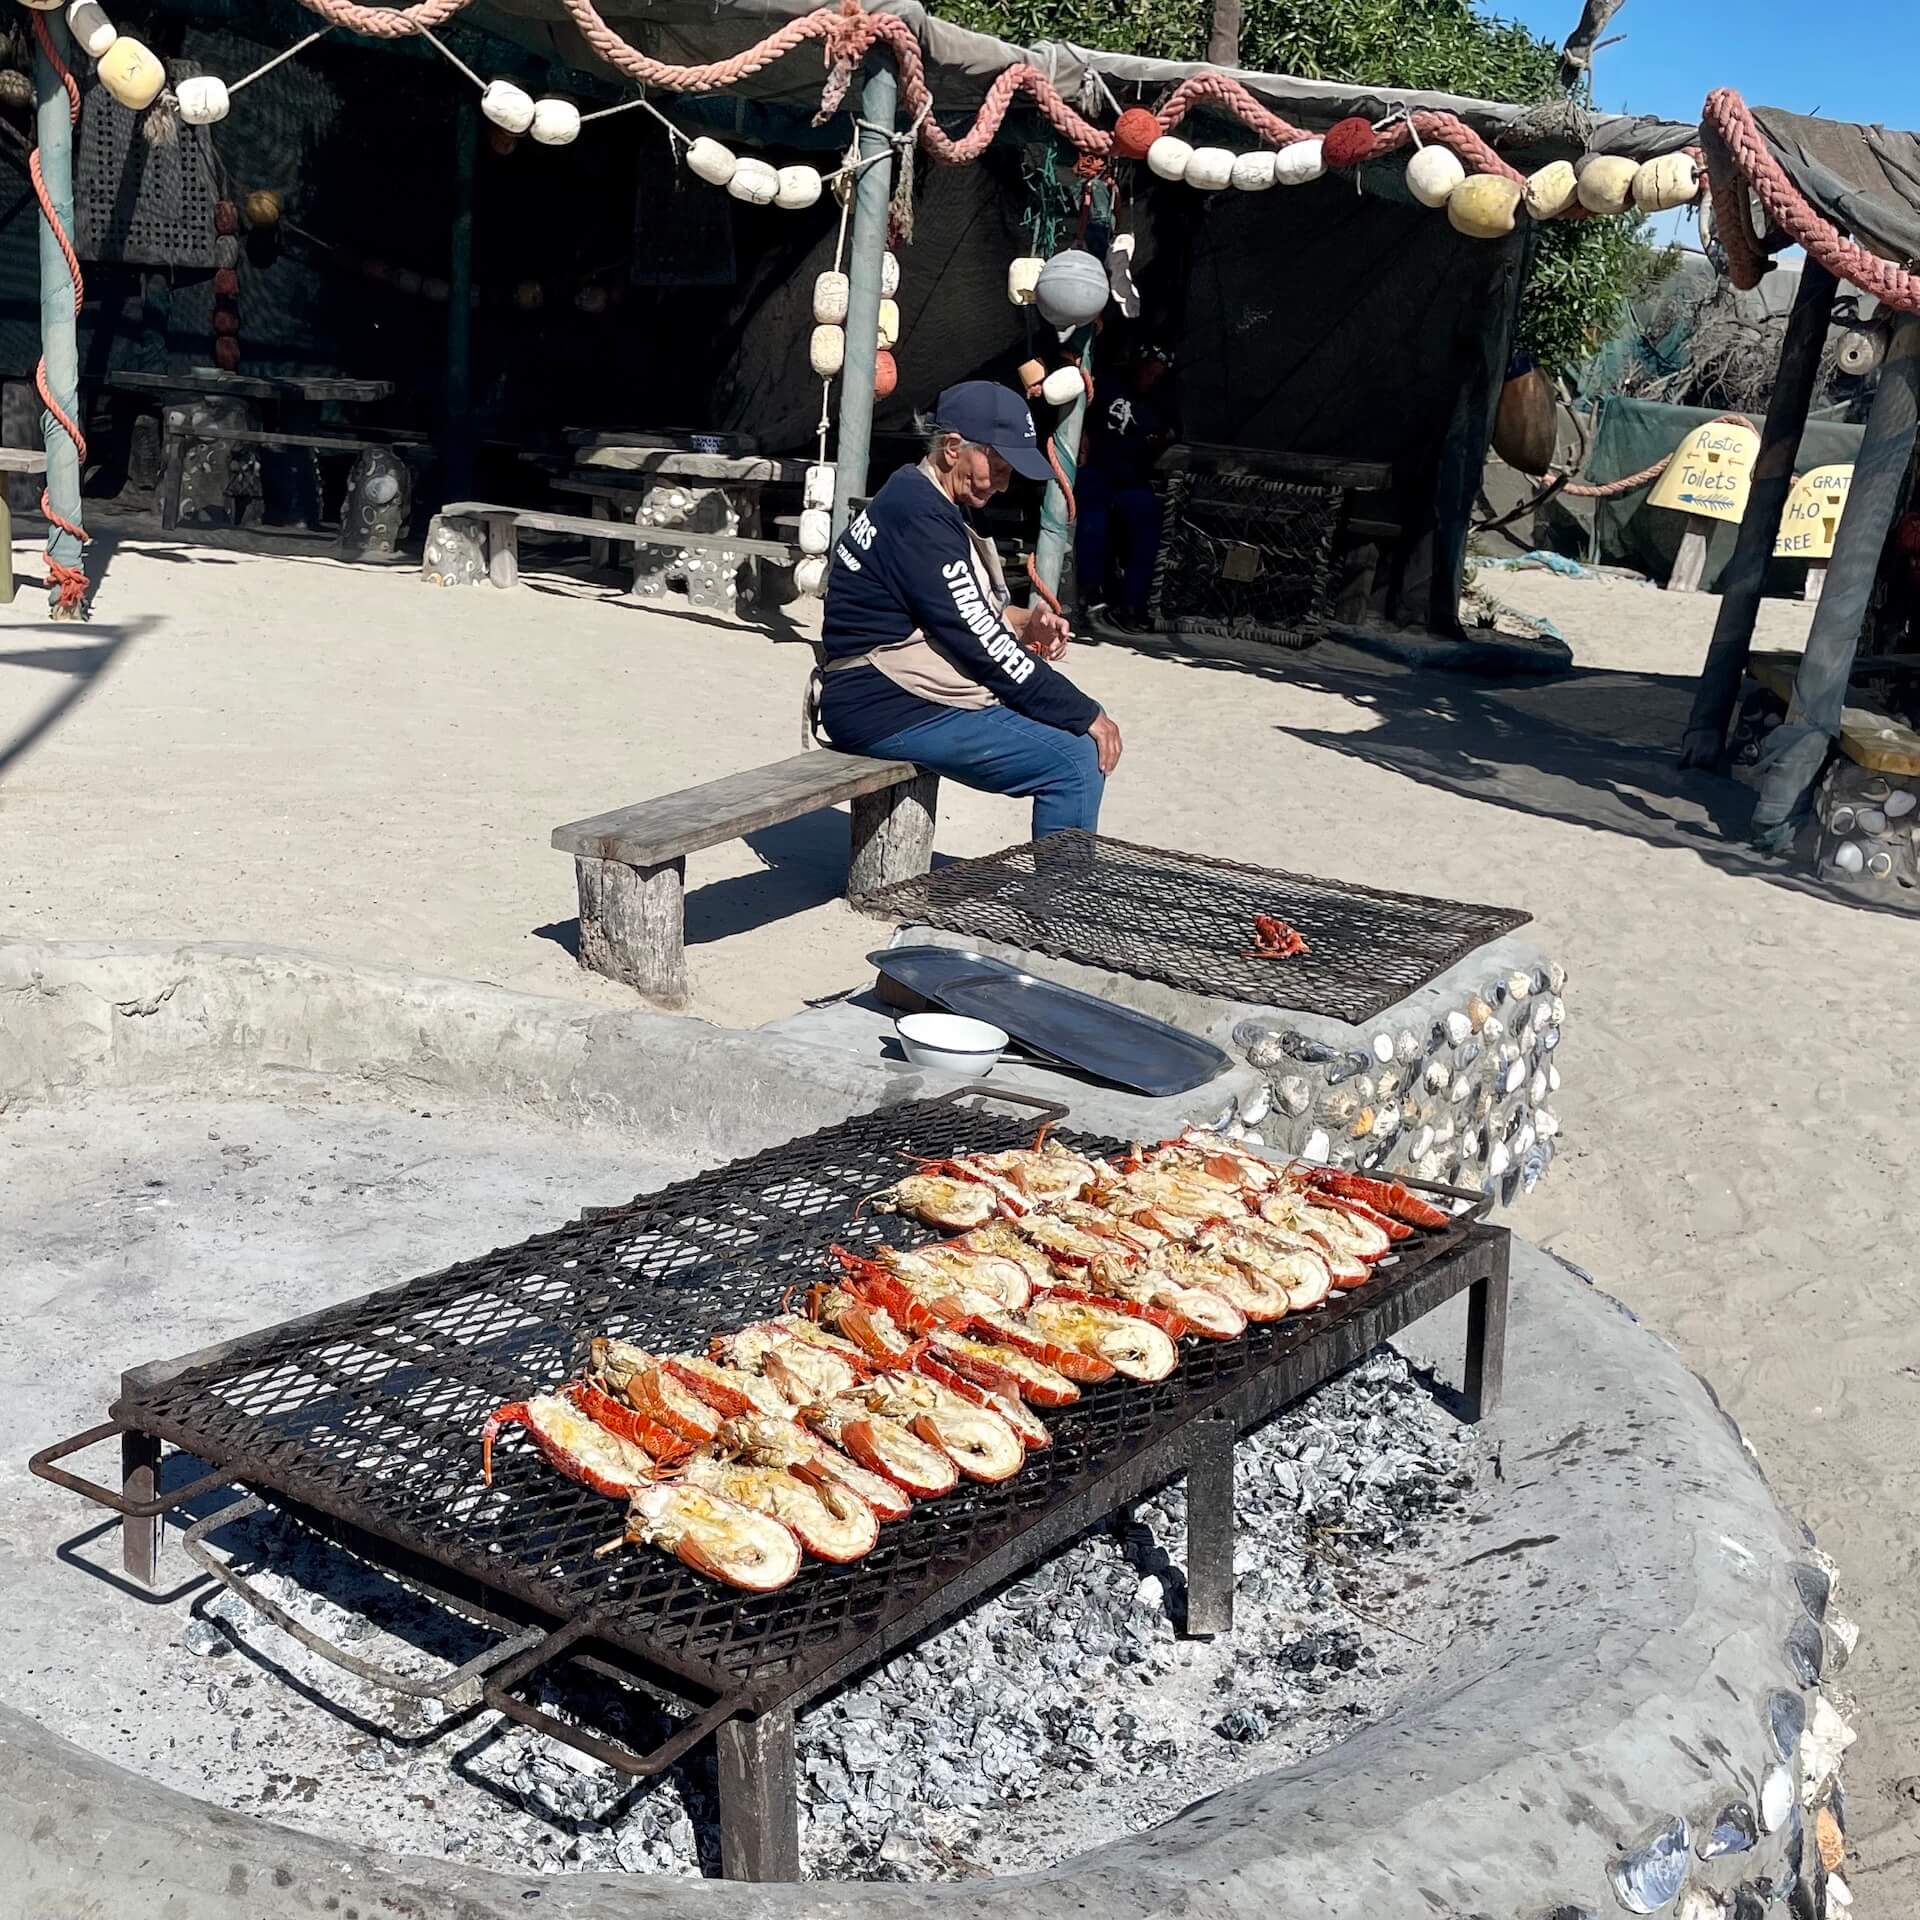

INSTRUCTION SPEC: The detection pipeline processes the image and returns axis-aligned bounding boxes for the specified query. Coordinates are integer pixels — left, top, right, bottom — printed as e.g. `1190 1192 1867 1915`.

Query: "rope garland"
28 12 87 614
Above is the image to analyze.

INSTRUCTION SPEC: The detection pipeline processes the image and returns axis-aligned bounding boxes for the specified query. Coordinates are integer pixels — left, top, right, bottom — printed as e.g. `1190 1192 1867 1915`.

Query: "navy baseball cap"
932 380 1052 482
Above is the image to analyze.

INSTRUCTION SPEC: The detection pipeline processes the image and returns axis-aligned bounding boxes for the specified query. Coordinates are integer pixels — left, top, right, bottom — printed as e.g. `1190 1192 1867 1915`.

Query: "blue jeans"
851 704 1104 840
1075 468 1162 616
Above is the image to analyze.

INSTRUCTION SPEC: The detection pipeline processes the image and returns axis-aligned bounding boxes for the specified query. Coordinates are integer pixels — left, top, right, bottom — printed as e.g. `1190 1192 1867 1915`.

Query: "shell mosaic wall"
1226 962 1566 1201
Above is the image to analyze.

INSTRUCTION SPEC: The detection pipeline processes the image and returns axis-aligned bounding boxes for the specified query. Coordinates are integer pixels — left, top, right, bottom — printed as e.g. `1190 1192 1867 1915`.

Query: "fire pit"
31 1088 1508 1882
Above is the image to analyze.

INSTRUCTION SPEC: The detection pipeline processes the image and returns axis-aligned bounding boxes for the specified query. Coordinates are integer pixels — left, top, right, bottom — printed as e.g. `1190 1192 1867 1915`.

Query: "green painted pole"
829 54 895 545
445 101 477 501
34 13 84 615
1034 326 1093 603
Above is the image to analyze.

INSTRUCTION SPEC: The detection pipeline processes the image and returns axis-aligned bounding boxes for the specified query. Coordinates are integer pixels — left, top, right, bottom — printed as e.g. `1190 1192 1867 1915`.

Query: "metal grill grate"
855 834 1532 1024
1150 470 1343 647
111 1093 1488 1718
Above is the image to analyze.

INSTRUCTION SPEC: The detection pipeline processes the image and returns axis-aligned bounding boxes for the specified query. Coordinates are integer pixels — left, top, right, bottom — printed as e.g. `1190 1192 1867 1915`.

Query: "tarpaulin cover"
1587 394 1864 592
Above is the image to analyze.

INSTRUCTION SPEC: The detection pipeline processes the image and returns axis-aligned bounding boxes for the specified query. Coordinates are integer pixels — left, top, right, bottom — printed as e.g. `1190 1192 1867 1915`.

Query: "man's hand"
1024 603 1072 661
1089 711 1123 775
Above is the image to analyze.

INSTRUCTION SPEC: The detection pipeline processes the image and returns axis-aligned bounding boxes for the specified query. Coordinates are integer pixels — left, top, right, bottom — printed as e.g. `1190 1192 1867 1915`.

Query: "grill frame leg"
715 1705 799 1882
1462 1238 1510 1422
120 1413 162 1587
1182 1414 1235 1638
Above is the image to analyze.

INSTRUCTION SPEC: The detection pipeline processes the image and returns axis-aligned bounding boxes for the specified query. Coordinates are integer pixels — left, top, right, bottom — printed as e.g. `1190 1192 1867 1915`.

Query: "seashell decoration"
1370 1032 1395 1064
1445 1010 1473 1047
1424 1059 1450 1092
1536 1110 1560 1140
1486 1140 1511 1180
1274 1076 1310 1116
1301 1128 1331 1163
1548 1064 1561 1092
1833 838 1866 874
1885 787 1917 819
1505 970 1531 1001
1856 806 1888 834
1465 995 1494 1031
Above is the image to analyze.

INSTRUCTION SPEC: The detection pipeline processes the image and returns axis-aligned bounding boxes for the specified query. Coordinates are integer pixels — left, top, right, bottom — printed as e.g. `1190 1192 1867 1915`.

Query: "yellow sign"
1774 465 1854 561
1648 420 1761 523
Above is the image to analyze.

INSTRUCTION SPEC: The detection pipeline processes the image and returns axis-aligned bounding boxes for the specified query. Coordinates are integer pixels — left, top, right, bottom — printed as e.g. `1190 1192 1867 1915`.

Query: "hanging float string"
277 0 1920 314
226 26 334 97
814 136 857 467
26 11 87 613
414 24 487 93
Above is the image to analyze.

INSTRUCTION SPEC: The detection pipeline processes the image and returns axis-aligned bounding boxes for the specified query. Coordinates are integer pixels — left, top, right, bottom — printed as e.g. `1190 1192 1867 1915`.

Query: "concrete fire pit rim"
0 939 1812 1918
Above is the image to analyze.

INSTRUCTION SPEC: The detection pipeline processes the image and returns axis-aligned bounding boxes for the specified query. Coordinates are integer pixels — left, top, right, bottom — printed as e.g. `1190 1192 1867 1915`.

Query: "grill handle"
28 1419 235 1518
180 1495 546 1711
483 1615 741 1777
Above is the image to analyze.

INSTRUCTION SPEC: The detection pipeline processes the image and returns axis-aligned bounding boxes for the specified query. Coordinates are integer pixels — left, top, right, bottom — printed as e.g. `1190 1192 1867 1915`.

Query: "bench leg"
1461 1237 1510 1422
589 497 613 571
575 854 688 1008
484 511 520 589
159 428 186 532
1182 1413 1236 1637
847 771 939 899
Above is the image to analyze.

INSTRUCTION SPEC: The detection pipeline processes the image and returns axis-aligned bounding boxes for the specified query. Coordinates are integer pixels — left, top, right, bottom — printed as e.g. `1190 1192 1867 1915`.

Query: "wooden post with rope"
31 10 86 619
1679 261 1838 767
828 52 895 546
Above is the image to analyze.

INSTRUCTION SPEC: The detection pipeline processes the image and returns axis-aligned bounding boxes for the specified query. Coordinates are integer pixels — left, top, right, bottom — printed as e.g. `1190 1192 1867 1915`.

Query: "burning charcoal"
1214 1705 1270 1744
180 1616 230 1658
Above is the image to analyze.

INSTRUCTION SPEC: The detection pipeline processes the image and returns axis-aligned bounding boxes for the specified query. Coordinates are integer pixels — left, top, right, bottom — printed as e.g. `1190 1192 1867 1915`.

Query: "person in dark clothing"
817 380 1123 838
1075 345 1177 632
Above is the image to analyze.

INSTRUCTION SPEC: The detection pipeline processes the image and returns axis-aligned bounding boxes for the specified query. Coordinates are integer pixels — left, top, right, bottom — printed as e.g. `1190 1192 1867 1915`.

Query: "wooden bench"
552 752 939 1006
159 424 430 532
428 499 799 591
1747 649 1920 773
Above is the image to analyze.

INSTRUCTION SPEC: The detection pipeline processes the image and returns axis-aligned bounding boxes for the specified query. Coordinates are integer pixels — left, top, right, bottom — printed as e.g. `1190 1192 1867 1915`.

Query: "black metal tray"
869 943 1231 1096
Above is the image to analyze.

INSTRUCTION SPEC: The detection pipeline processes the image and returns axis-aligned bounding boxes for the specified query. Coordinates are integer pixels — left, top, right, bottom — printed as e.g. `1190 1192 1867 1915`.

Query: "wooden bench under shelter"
1748 649 1920 774
425 500 800 595
551 753 939 1007
159 424 431 543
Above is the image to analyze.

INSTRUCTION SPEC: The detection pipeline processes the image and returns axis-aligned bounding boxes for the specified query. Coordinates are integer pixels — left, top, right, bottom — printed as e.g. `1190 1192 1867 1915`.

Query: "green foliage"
1521 212 1681 377
933 0 1674 376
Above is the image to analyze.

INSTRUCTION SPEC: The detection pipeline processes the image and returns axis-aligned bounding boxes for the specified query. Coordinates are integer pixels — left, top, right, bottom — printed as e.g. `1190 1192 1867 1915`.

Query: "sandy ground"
2 535 1917 1899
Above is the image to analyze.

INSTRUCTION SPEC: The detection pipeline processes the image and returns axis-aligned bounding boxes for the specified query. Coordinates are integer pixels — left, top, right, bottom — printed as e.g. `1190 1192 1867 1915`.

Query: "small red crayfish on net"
1246 913 1309 959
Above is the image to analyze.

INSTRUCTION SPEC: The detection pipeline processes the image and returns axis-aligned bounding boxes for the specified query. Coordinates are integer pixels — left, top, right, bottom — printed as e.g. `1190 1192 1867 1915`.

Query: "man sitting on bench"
816 380 1123 838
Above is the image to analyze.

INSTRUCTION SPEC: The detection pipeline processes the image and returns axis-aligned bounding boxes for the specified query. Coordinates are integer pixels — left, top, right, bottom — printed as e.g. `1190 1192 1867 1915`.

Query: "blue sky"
1499 0 1920 130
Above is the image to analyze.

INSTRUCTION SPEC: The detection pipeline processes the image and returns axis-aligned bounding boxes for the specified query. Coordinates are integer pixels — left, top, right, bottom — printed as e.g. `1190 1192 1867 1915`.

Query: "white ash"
790 1342 1481 1880
48 1345 1477 1883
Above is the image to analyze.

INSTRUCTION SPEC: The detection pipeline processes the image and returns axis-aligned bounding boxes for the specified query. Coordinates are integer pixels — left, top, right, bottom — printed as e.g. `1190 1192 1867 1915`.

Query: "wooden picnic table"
108 369 394 407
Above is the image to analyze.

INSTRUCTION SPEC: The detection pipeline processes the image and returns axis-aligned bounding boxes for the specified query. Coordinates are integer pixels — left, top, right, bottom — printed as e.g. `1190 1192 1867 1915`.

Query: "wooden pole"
1752 314 1920 846
445 101 477 502
829 55 895 546
1033 326 1093 603
33 13 84 617
1205 0 1242 68
1679 260 1837 768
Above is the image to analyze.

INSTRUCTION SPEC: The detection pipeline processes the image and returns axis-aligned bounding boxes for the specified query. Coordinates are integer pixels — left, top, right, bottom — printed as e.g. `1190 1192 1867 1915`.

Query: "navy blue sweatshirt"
819 466 1102 748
